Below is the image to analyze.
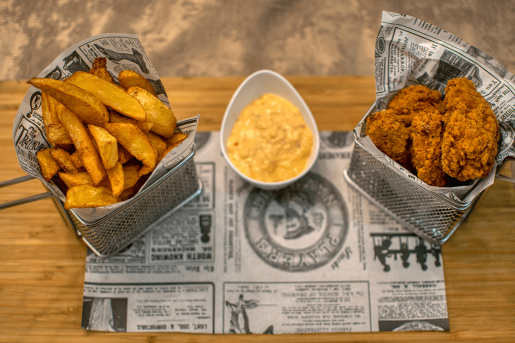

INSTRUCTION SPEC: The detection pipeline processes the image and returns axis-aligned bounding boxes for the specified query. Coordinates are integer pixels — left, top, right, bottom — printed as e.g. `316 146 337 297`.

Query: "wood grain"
0 76 514 342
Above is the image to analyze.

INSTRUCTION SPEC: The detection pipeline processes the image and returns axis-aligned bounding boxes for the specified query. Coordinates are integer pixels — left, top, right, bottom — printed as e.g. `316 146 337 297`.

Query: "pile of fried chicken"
366 78 499 187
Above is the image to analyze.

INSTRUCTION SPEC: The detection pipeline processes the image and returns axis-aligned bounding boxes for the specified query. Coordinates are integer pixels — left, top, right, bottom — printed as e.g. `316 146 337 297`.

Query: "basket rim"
68 144 197 226
343 169 479 245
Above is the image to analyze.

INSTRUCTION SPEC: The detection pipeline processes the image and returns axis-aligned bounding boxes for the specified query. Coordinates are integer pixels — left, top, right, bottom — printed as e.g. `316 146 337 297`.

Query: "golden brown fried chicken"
388 85 443 126
410 109 448 187
366 109 411 168
441 78 499 181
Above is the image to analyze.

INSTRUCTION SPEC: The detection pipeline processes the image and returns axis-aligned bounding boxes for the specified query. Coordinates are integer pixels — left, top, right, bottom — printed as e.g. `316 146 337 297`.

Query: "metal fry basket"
1 145 202 257
344 104 513 245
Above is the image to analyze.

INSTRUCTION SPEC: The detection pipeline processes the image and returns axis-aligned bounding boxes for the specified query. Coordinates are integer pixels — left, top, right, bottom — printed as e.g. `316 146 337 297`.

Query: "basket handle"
495 174 515 184
495 157 515 184
0 175 57 211
0 175 80 238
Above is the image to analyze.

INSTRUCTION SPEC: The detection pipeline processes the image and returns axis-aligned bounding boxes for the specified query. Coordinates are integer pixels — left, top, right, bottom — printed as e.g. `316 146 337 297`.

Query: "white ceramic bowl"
220 70 320 190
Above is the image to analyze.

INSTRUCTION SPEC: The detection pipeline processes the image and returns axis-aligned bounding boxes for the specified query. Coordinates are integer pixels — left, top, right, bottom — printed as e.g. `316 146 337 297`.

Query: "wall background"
1 0 514 80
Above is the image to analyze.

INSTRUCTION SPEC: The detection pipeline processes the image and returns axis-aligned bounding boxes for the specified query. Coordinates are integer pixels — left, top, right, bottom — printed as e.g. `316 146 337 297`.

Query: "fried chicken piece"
410 109 448 187
366 109 411 167
441 78 499 181
388 85 443 126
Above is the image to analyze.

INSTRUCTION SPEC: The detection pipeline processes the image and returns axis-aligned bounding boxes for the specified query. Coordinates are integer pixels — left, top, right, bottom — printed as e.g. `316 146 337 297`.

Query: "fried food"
59 172 93 188
64 185 120 209
366 109 411 167
67 72 147 122
123 164 141 190
32 68 183 207
106 161 124 197
119 187 135 201
410 110 448 187
118 70 158 97
69 151 83 168
50 147 79 173
88 125 118 170
104 123 157 177
118 144 133 164
162 132 189 158
127 86 177 137
41 92 73 145
441 78 499 181
145 131 167 163
57 104 106 185
166 132 188 148
109 110 153 133
28 77 109 126
89 57 115 84
388 85 443 126
368 79 499 186
37 148 61 181
92 57 107 69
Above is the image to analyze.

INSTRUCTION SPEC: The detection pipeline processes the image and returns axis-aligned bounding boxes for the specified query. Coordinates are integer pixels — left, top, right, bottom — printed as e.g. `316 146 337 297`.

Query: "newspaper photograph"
82 131 449 334
355 11 515 205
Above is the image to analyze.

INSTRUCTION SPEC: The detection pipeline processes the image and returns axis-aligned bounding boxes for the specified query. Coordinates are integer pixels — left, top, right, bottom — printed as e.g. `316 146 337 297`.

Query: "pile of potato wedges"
31 58 188 209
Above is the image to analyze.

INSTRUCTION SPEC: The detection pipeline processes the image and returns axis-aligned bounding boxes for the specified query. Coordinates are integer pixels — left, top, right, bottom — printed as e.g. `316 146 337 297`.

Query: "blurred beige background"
1 0 514 80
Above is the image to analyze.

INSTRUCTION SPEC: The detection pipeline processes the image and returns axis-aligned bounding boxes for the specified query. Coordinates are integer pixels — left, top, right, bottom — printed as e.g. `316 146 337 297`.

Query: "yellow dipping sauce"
227 94 313 183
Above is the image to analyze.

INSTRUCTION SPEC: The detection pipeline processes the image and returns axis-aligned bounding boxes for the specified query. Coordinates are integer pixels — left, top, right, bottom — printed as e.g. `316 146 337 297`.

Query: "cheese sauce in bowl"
227 94 313 183
221 70 319 190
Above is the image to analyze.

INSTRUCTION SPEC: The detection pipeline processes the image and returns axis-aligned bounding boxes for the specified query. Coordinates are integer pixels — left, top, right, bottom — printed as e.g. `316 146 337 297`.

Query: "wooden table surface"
0 76 514 342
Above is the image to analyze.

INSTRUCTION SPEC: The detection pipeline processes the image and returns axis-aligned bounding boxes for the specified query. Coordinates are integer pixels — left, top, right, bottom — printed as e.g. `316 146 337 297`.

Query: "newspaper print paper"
12 33 198 222
355 11 515 203
82 132 449 334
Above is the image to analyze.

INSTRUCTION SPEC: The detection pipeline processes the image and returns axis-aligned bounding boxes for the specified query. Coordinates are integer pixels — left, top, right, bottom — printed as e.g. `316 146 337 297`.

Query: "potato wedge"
92 57 107 69
53 143 75 152
145 131 167 163
119 187 135 201
88 125 118 170
127 87 177 137
41 92 73 145
104 123 157 177
118 143 133 164
106 161 124 197
109 110 153 132
64 185 120 209
89 57 115 84
59 172 93 188
166 132 188 148
67 72 146 122
123 164 141 190
46 125 74 145
69 151 83 168
37 148 61 181
162 132 189 157
90 67 115 84
28 78 109 126
57 104 106 185
50 147 79 173
41 92 61 125
118 70 157 97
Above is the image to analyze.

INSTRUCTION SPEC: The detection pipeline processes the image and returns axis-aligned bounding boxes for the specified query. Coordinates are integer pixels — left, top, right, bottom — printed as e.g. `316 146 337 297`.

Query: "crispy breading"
388 85 443 126
440 78 499 181
366 109 411 167
410 109 448 187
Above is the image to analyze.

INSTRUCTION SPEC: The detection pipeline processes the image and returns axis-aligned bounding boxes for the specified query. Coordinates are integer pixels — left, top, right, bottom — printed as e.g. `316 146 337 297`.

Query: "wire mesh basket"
1 145 202 257
344 142 480 245
343 104 512 245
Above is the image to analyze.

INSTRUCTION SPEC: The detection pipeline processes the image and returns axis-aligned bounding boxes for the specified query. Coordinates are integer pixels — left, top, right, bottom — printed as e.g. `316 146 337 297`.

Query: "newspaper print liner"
12 33 198 222
354 11 515 204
